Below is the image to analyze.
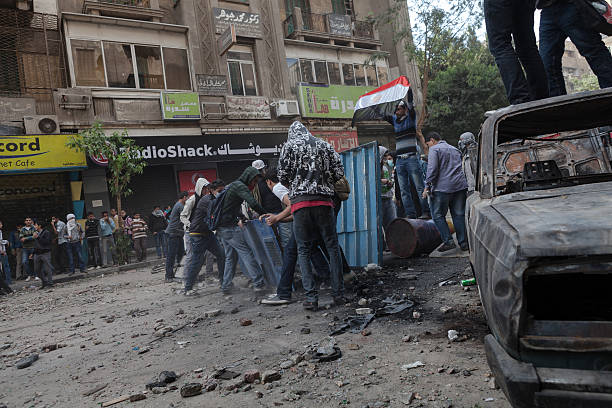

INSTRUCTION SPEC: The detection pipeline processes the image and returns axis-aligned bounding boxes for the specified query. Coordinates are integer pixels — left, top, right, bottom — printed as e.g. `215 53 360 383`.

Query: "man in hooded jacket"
277 121 345 311
217 166 267 294
180 178 209 277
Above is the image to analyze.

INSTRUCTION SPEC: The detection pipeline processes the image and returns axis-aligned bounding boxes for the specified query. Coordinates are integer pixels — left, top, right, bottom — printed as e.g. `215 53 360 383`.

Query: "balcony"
82 0 163 22
283 8 381 50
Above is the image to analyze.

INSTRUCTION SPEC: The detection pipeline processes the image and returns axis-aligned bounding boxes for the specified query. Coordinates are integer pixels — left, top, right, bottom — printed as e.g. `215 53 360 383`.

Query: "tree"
425 33 507 144
67 122 146 263
375 0 482 148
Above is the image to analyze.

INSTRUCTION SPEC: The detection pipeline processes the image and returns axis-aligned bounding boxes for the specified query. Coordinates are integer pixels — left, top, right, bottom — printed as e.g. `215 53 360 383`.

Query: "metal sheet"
336 142 383 267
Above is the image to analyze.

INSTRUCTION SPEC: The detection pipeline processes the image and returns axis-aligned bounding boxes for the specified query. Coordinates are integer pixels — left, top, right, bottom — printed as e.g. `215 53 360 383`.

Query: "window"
342 63 355 85
365 65 377 86
163 48 191 90
103 42 135 88
377 66 388 84
71 40 105 87
327 62 341 85
227 45 258 96
299 58 314 82
354 64 366 86
287 58 300 96
135 45 163 89
314 60 328 84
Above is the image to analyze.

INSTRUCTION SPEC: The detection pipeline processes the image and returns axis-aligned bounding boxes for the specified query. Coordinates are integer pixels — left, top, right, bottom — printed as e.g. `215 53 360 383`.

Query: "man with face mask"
379 146 397 230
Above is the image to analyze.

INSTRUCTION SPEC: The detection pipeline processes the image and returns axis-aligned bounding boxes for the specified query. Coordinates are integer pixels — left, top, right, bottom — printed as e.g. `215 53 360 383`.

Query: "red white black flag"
352 76 413 127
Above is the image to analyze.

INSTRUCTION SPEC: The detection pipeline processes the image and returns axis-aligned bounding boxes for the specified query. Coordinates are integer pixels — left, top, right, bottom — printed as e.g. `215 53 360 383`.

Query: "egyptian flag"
352 76 413 127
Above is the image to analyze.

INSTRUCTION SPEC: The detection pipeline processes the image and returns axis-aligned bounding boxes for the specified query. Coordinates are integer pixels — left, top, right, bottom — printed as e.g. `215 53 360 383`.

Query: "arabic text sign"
327 14 352 37
0 134 87 174
131 134 286 165
160 92 201 120
299 84 374 118
312 130 358 153
226 96 271 120
196 75 228 96
214 8 262 38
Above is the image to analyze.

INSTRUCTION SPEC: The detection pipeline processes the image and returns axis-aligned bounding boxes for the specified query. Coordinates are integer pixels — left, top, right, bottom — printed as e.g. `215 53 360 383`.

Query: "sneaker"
25 276 31 282
183 289 199 297
303 301 318 311
460 244 469 252
88 266 95 271
96 266 102 270
261 295 292 305
332 296 348 306
253 285 266 293
34 277 40 281
438 242 457 252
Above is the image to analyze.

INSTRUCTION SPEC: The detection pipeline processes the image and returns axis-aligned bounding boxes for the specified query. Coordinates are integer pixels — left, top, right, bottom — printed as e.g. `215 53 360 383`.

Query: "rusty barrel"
386 218 442 258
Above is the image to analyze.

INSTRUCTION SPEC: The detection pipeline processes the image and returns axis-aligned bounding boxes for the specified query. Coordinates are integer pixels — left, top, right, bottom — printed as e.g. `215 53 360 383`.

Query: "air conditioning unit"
58 93 92 110
201 102 227 120
24 115 60 135
275 100 300 117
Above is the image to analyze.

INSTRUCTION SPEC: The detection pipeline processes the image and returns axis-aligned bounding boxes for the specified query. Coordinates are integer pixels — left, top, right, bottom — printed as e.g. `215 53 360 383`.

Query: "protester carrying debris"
278 121 346 311
182 180 226 295
33 220 53 289
149 206 168 258
484 0 549 105
0 220 11 286
65 214 86 275
164 192 189 282
99 211 116 267
20 217 37 281
538 0 612 96
131 212 148 262
216 166 267 294
458 132 478 194
180 178 210 276
423 132 469 252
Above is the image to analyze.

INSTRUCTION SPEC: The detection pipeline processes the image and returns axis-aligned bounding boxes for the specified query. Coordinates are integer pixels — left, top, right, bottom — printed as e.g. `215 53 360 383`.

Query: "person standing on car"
150 206 168 258
538 0 612 96
484 0 549 104
423 132 469 252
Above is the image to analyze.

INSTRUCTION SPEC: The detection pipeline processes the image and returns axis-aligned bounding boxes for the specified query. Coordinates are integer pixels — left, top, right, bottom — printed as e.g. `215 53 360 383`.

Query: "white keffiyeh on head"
66 213 77 236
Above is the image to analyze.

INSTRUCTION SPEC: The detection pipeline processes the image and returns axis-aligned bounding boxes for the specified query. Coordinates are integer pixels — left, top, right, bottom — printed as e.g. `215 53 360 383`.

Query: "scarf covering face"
67 214 77 235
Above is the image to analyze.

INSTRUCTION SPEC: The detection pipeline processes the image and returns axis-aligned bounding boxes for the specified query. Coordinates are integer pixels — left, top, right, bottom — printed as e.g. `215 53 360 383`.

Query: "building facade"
0 0 416 231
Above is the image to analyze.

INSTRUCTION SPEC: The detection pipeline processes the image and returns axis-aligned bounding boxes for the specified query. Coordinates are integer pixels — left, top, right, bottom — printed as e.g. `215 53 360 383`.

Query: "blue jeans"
22 248 35 277
1 253 11 285
430 189 468 247
66 242 85 274
395 156 430 218
154 232 167 258
293 205 344 303
484 0 549 104
381 197 397 230
539 1 612 96
165 235 184 279
184 234 225 291
218 225 265 291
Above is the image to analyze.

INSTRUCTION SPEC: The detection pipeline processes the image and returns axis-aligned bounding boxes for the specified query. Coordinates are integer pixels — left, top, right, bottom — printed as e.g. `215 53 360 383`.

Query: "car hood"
491 181 612 257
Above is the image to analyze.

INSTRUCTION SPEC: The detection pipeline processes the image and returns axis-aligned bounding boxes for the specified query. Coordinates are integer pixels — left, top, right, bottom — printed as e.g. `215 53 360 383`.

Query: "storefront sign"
196 75 229 96
327 14 352 37
226 96 271 120
0 173 69 201
299 84 374 119
312 130 358 152
214 8 262 38
114 99 162 122
178 169 219 195
218 24 237 56
0 134 86 174
160 92 201 120
131 133 287 165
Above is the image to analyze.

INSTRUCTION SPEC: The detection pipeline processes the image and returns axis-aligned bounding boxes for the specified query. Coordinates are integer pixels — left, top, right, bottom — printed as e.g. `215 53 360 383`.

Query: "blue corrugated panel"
337 142 383 267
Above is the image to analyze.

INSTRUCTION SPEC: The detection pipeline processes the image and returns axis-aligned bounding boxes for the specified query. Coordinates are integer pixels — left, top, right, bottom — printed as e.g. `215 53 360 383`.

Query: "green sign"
298 84 374 119
160 92 201 120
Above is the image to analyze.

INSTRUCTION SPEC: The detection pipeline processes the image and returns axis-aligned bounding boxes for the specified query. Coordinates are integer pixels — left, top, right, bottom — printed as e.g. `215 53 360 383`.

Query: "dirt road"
0 256 509 408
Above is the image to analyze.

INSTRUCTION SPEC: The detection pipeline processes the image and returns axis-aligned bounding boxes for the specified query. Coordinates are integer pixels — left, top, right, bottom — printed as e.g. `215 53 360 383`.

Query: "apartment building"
0 0 416 229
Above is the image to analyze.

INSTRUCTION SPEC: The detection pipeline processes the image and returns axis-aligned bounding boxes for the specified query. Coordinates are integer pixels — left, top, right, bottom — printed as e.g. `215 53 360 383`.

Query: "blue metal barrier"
337 142 383 267
242 219 283 286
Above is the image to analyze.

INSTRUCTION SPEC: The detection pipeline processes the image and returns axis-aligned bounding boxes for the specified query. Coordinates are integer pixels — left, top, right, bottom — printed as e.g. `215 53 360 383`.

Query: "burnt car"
466 88 612 408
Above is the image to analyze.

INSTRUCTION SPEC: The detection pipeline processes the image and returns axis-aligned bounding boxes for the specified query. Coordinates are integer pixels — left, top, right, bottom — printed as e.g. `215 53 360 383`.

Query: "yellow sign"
0 134 86 174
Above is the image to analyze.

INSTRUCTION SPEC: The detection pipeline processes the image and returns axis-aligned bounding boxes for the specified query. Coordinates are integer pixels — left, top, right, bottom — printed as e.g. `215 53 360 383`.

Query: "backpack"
571 0 612 35
334 177 351 201
206 185 231 231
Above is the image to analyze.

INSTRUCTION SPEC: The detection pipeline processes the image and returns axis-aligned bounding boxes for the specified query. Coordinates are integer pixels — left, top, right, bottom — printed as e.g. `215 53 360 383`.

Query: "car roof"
482 88 612 144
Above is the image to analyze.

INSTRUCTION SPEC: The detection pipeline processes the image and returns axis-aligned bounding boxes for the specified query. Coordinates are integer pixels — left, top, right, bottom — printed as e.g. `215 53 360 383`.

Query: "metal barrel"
386 218 442 258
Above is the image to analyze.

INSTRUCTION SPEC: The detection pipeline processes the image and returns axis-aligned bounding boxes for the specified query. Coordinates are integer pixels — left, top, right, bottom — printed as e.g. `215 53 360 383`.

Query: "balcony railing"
302 12 328 33
99 0 151 8
284 9 378 43
83 0 163 21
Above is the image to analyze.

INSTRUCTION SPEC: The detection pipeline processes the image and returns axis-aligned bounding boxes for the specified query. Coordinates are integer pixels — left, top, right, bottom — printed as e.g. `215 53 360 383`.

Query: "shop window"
327 62 341 85
287 58 300 95
342 63 355 86
71 39 105 87
103 42 136 88
163 48 191 90
314 60 328 84
227 45 258 96
365 65 377 87
299 58 314 83
377 66 389 84
354 64 366 86
136 45 163 89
